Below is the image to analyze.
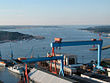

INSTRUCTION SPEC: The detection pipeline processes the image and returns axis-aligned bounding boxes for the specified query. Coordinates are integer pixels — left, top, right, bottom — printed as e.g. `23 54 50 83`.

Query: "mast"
0 50 1 59
10 44 13 60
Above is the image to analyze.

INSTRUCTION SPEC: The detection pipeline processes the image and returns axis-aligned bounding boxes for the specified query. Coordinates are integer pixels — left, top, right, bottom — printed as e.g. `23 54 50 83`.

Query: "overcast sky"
0 0 110 25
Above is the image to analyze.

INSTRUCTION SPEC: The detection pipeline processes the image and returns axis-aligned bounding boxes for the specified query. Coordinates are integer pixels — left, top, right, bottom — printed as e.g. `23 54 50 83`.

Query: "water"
0 25 110 83
0 67 20 83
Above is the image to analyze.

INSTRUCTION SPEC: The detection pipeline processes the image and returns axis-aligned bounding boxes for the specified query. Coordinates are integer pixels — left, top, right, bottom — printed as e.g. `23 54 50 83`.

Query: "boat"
8 64 23 75
0 61 6 67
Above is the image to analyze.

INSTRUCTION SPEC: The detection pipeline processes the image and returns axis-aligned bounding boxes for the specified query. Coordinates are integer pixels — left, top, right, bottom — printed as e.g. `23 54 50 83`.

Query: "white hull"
8 66 23 74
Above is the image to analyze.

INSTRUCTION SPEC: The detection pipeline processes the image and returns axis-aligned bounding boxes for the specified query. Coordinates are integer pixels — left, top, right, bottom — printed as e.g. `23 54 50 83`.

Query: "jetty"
81 73 110 83
89 45 110 51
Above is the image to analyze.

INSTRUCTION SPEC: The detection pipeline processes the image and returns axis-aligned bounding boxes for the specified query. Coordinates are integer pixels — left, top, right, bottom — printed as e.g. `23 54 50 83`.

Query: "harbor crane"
50 38 104 74
21 55 64 83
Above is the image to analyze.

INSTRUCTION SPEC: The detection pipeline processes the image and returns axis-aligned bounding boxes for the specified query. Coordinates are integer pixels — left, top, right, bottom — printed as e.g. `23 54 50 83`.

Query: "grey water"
0 25 110 83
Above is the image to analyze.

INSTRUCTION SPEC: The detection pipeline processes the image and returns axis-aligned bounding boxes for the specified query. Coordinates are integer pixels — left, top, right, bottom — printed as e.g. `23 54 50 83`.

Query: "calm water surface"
0 25 110 83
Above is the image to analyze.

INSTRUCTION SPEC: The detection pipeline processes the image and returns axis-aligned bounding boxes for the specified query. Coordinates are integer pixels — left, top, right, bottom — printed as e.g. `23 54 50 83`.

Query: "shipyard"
1 35 110 83
0 0 110 83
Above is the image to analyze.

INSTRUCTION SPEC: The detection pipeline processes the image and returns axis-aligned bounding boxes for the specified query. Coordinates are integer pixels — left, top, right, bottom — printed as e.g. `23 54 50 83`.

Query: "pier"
90 45 110 51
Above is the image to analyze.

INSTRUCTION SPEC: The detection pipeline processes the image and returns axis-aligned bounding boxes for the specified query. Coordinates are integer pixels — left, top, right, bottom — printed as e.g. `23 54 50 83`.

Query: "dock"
29 68 101 83
81 73 110 83
29 68 78 83
89 45 110 51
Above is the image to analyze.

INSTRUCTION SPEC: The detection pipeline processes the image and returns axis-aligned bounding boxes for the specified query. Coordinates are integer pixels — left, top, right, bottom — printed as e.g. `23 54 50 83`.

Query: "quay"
81 73 110 83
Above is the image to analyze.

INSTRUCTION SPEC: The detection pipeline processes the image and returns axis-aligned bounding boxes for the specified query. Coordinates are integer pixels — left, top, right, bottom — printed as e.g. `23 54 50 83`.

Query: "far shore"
0 31 45 44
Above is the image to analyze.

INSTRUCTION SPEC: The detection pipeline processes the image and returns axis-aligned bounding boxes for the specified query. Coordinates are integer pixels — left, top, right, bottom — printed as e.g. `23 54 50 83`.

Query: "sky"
0 0 110 25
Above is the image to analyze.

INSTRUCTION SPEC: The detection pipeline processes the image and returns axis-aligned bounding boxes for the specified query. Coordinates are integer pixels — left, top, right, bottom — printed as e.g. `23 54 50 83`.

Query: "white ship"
8 64 23 75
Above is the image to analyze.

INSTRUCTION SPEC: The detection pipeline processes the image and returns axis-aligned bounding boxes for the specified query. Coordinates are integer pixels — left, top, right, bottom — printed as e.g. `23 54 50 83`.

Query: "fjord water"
0 25 110 83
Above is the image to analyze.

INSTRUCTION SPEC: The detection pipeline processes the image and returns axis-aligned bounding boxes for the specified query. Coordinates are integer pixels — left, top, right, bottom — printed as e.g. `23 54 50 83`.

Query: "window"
69 58 75 65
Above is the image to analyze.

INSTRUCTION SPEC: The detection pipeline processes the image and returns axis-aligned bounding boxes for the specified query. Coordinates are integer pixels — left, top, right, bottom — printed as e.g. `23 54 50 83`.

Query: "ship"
8 64 23 75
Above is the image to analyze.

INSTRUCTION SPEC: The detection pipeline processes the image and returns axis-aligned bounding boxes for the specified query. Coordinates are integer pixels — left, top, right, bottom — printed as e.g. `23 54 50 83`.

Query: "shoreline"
0 31 45 44
79 26 110 34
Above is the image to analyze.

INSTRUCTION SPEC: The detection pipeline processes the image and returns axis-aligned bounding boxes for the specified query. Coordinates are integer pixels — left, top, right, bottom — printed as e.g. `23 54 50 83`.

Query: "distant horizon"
0 24 110 26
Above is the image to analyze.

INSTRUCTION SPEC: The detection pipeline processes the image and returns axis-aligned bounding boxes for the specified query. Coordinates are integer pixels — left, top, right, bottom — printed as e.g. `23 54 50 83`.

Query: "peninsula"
80 26 110 51
0 31 45 43
80 26 110 33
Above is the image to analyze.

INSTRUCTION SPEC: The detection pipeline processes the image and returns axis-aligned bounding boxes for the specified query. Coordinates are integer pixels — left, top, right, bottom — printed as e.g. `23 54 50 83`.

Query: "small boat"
0 61 6 67
8 64 23 75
